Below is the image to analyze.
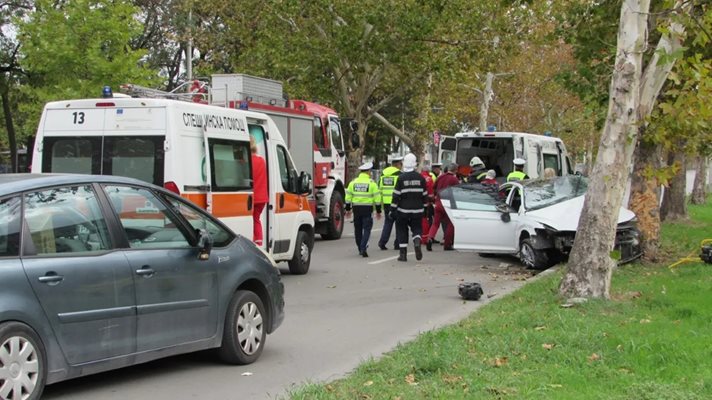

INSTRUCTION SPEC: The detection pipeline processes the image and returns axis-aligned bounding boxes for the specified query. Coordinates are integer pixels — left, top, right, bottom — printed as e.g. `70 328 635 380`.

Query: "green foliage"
290 199 712 400
15 0 156 137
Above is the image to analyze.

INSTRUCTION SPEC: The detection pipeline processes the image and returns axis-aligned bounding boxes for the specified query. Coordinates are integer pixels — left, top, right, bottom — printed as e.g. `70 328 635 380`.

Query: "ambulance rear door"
175 104 254 241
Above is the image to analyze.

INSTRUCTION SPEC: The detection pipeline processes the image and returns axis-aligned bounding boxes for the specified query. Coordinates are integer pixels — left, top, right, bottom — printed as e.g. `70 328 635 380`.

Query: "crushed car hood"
526 195 636 231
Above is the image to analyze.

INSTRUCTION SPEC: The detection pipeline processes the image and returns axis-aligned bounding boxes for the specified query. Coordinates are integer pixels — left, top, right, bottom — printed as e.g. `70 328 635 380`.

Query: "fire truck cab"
210 74 348 240
31 95 315 274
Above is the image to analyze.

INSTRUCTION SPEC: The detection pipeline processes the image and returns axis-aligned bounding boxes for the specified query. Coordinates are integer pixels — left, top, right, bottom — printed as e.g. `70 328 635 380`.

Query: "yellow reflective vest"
346 172 382 209
378 166 400 205
507 170 528 182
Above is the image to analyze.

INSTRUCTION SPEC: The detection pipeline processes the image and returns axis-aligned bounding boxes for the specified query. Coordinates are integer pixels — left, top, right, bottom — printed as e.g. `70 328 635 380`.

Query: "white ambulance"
438 131 574 181
31 94 315 274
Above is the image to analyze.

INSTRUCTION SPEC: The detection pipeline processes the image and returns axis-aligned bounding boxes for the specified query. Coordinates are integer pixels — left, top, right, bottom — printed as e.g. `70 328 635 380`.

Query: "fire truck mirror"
298 171 313 195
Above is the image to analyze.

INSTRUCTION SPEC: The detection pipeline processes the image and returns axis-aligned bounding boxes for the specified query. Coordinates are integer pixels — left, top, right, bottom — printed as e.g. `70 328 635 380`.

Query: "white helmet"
403 153 417 172
469 156 485 168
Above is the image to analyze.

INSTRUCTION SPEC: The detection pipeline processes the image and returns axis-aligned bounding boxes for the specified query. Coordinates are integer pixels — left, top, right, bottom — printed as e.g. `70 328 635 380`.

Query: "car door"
21 184 136 365
441 185 519 252
102 184 219 352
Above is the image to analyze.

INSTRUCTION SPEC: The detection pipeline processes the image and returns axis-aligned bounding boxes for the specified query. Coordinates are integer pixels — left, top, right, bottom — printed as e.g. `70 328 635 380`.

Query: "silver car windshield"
524 176 588 210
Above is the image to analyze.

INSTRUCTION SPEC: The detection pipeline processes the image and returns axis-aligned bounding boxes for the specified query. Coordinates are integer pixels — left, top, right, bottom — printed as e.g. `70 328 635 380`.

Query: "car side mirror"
298 171 313 195
496 203 511 223
197 229 213 260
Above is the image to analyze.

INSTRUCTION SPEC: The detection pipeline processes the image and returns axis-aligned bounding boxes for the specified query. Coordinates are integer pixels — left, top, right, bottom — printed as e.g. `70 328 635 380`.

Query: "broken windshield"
524 176 588 210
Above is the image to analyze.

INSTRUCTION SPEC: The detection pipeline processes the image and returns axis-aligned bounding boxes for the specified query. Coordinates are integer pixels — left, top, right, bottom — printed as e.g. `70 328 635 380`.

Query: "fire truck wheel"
288 231 311 275
322 191 345 240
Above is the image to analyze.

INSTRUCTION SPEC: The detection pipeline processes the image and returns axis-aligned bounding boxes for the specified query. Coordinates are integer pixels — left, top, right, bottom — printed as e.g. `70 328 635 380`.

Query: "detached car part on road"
440 176 642 269
0 174 284 400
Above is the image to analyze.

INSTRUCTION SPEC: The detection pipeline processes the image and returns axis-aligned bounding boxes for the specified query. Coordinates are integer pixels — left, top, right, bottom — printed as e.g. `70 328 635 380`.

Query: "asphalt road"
43 218 536 400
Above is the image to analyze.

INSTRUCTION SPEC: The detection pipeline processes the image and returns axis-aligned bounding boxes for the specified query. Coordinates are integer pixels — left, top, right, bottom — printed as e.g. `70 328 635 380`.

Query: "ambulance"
438 131 574 181
30 93 315 274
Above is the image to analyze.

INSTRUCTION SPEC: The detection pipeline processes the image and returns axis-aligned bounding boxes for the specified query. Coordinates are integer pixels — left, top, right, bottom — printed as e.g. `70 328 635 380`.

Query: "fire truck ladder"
119 80 210 103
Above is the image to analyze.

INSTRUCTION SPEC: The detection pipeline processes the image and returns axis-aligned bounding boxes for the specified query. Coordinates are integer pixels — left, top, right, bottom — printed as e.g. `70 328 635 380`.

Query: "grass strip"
290 199 712 400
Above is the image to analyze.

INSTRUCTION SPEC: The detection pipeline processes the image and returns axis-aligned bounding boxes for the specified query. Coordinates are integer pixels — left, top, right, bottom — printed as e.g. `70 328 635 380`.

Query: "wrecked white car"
440 176 641 269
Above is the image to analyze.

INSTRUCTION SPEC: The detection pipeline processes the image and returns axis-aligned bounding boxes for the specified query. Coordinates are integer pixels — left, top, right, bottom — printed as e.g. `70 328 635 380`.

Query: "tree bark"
628 138 662 261
660 150 688 221
0 74 18 173
690 155 708 205
479 72 494 132
559 0 650 300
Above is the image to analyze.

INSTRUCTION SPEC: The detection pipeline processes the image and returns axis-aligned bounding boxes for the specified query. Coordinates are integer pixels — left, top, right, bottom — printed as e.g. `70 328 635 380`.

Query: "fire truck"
209 74 348 240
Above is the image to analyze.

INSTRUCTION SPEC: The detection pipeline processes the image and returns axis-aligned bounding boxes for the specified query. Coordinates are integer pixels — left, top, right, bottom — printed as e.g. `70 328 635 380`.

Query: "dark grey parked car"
0 174 284 399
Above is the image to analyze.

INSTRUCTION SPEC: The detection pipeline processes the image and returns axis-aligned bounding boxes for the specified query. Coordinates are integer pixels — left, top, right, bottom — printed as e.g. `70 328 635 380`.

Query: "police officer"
467 156 487 183
507 158 530 181
378 156 402 250
390 153 428 262
345 162 382 257
431 163 443 181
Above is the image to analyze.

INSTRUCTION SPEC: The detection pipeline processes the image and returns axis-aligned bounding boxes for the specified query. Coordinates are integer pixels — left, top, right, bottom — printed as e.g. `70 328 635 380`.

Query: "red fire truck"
210 74 348 240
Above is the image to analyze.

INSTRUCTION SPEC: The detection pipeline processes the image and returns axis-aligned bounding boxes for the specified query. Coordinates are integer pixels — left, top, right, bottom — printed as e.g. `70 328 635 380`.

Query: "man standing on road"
345 162 382 257
427 162 460 252
378 156 402 250
251 137 268 247
431 163 443 181
507 158 530 181
419 160 435 246
391 153 428 262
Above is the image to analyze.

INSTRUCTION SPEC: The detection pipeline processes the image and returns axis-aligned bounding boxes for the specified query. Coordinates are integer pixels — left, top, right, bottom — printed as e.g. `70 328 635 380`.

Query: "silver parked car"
440 176 642 269
0 174 284 399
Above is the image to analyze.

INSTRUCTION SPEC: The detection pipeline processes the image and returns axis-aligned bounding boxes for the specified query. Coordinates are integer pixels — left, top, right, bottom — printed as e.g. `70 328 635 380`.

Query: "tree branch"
372 111 414 147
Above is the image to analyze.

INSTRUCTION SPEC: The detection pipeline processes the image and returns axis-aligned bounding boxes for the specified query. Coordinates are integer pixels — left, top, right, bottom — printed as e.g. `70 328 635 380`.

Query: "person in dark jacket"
467 156 487 183
390 153 428 262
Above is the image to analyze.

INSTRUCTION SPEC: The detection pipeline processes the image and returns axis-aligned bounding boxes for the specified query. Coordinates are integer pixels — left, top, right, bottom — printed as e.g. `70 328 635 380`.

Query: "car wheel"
321 191 344 240
519 239 553 270
288 231 311 275
218 290 267 365
0 322 46 400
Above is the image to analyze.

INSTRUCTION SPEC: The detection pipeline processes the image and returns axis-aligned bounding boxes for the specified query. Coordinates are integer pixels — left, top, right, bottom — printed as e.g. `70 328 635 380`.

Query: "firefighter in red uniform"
419 161 435 244
251 137 268 246
427 162 460 251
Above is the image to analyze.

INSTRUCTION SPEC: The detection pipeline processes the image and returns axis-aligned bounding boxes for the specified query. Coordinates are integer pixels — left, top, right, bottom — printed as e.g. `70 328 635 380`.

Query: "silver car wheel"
299 242 310 264
0 336 39 400
237 302 264 356
520 242 535 268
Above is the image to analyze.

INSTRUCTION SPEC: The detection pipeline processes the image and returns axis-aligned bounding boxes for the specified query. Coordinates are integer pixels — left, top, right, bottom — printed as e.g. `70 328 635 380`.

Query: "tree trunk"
690 155 708 205
479 72 494 132
0 75 18 173
660 150 688 221
628 138 662 262
559 0 650 300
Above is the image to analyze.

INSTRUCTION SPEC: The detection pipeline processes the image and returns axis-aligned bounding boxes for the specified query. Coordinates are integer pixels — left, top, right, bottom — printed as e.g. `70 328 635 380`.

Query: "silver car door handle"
38 274 64 284
135 267 155 277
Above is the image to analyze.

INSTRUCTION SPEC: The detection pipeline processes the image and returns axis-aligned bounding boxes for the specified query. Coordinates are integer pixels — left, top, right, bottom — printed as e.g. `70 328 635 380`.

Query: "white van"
31 96 315 274
438 131 574 181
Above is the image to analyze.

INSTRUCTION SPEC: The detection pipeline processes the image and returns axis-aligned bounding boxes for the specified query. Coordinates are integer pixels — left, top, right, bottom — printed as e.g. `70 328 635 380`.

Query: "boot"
397 248 407 262
414 238 422 261
426 239 433 252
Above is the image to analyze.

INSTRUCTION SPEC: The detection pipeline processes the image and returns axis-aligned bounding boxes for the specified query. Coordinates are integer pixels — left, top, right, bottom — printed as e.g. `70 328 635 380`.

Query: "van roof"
454 131 562 141
42 97 274 120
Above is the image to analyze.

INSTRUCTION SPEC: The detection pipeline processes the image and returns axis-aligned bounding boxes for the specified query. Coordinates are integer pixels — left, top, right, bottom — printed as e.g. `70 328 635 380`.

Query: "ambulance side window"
276 145 298 193
208 139 252 191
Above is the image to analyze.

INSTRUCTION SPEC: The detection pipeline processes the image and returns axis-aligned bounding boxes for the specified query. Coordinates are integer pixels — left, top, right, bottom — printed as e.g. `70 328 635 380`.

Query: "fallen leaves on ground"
534 326 546 331
405 374 418 385
494 357 509 367
542 343 555 350
442 374 463 384
588 353 601 362
363 380 373 387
